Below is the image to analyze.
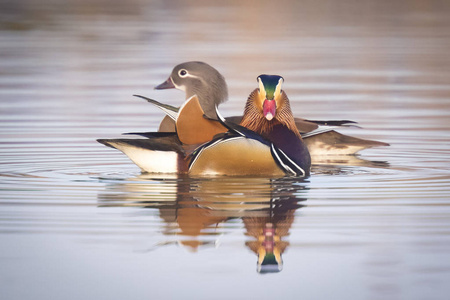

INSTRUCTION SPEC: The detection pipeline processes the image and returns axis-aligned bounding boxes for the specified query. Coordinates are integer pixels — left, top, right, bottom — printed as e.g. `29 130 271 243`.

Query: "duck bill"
155 77 175 89
263 99 276 121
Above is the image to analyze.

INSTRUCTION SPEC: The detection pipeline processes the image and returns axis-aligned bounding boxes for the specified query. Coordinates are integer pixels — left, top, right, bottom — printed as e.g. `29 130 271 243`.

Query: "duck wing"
294 118 388 155
303 131 390 156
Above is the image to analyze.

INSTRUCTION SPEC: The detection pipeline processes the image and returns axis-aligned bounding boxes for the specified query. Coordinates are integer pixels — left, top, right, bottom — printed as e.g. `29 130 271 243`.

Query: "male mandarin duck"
188 74 310 176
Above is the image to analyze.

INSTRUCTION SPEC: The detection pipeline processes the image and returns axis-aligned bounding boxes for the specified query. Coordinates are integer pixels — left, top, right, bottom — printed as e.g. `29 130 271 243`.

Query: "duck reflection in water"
98 175 307 273
243 196 300 273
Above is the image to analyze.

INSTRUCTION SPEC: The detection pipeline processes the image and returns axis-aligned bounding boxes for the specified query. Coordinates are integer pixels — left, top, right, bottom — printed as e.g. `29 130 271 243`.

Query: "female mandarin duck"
98 61 388 175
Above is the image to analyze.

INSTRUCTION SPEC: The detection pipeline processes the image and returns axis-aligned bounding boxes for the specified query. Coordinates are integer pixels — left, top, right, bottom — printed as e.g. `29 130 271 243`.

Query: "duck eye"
179 69 188 77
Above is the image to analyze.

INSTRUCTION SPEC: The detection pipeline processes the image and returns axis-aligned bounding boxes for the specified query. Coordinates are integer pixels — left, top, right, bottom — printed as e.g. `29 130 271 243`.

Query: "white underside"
113 143 178 173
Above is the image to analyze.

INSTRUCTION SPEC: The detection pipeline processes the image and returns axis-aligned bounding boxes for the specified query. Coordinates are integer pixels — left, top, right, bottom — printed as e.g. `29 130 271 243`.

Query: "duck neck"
187 83 228 120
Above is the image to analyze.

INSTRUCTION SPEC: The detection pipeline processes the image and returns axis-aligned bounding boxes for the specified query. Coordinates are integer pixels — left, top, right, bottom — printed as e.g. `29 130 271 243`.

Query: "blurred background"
2 0 449 125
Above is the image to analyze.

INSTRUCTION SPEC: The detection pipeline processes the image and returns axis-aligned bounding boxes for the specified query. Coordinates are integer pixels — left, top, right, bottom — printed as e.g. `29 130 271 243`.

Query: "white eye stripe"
258 77 266 98
172 71 203 92
177 70 201 80
274 78 283 97
184 73 201 79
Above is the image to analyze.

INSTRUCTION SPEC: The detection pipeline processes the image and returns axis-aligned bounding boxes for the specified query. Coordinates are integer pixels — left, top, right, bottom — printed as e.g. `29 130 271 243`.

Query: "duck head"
155 61 228 119
241 74 299 138
258 75 283 121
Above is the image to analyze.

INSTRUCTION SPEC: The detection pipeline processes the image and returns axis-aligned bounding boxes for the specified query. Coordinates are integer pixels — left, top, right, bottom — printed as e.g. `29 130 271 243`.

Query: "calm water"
1 1 450 299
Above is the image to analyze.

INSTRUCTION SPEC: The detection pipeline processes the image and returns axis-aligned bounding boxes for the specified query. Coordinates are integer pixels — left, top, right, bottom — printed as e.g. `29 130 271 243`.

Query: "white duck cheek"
172 81 186 92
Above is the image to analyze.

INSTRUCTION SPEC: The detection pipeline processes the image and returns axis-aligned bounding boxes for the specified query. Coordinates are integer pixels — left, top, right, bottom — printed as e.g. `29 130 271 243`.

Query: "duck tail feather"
133 95 179 120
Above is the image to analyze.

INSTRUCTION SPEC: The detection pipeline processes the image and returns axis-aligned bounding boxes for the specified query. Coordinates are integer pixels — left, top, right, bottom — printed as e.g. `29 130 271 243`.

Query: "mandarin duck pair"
98 62 388 177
